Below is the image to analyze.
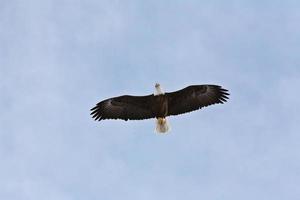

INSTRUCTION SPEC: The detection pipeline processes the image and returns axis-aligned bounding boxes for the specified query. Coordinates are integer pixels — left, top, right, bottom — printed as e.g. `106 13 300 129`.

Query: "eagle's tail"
155 118 170 134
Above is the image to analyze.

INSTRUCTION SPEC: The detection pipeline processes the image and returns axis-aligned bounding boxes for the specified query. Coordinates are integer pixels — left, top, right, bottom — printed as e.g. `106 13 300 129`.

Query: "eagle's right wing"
90 95 155 121
166 85 229 116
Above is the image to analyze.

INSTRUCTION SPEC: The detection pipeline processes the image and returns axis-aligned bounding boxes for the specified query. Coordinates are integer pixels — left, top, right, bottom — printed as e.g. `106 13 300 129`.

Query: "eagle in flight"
91 84 229 133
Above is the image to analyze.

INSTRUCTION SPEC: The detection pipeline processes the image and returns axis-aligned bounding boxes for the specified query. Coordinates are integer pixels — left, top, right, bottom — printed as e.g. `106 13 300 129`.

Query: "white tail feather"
155 118 170 134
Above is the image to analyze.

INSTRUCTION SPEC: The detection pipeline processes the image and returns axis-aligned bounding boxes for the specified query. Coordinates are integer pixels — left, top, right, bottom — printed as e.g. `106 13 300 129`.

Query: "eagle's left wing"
91 95 155 121
166 85 229 116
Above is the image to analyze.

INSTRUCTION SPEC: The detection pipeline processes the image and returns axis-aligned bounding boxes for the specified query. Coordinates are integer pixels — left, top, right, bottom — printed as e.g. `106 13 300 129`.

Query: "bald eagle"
91 84 229 133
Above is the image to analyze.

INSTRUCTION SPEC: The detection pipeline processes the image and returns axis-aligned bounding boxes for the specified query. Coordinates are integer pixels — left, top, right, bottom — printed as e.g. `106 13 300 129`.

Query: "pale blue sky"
1 0 300 199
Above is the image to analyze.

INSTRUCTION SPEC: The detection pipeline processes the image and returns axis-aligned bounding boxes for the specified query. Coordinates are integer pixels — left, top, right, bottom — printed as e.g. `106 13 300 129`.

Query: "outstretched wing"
90 95 155 121
166 85 229 116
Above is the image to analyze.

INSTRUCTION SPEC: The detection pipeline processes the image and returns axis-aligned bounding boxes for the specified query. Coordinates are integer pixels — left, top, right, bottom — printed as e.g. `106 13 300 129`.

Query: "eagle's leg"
155 117 170 134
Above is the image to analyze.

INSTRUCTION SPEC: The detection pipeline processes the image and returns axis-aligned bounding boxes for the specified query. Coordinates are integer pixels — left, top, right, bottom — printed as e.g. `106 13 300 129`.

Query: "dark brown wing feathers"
166 85 229 116
91 85 229 121
90 95 155 121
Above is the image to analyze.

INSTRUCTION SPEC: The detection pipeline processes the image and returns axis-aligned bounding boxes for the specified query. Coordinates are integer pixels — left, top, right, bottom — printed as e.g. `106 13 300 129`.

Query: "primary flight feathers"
90 84 229 133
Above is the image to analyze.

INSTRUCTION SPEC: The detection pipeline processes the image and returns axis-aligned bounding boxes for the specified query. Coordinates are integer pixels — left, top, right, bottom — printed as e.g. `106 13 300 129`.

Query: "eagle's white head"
154 83 164 96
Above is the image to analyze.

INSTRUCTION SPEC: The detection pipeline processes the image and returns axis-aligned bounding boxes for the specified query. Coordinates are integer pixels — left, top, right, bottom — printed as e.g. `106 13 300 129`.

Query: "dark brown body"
90 85 229 121
152 95 168 118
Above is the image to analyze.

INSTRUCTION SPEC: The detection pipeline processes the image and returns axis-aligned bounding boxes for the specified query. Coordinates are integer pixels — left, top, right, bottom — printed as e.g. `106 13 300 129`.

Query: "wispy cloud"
1 0 299 199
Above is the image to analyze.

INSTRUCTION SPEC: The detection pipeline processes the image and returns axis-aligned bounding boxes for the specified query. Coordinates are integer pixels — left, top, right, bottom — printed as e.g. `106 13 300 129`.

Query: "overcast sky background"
1 0 300 199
